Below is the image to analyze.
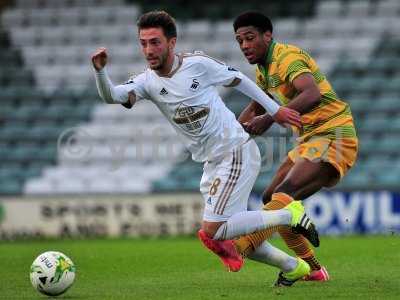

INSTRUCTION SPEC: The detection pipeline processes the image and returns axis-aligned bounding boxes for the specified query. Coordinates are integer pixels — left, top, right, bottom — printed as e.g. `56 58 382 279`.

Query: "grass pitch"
1 236 399 299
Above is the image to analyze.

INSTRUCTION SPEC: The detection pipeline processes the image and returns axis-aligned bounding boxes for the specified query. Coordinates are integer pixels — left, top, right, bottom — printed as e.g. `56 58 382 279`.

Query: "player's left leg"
273 160 337 281
236 136 357 280
198 139 319 271
233 154 338 276
233 157 331 255
274 137 356 281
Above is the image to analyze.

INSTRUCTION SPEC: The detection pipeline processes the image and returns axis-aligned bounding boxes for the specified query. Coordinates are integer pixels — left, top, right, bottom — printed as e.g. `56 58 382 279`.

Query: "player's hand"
242 115 274 135
272 107 302 129
91 47 108 71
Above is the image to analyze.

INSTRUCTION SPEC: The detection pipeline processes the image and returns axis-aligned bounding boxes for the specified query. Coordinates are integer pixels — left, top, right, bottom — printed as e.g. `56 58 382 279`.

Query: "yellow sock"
235 192 323 271
234 192 293 256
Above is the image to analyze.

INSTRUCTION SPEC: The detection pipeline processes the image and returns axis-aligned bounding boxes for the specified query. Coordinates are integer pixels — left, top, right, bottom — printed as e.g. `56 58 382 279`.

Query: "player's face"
139 27 176 70
235 26 272 65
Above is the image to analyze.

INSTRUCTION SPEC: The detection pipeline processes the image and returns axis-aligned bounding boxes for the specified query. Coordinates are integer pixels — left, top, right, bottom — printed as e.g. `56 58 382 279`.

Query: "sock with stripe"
278 226 320 270
303 254 322 271
213 209 291 240
247 241 298 273
234 192 322 271
234 192 292 255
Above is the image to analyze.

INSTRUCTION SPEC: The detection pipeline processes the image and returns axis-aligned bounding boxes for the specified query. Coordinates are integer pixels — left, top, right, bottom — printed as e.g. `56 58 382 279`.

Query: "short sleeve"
277 52 312 84
200 56 244 86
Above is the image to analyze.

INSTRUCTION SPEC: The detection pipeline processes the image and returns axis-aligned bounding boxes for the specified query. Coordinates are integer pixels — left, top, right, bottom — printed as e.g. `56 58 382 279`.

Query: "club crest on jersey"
190 79 200 92
172 103 209 134
159 87 168 95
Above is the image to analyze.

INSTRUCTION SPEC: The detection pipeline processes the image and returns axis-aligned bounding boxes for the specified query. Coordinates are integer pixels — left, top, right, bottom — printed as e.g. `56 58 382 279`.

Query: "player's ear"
168 37 177 50
262 31 272 44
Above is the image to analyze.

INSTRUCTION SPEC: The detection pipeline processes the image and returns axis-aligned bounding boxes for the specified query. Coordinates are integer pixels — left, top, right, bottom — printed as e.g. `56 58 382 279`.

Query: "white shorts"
201 139 261 222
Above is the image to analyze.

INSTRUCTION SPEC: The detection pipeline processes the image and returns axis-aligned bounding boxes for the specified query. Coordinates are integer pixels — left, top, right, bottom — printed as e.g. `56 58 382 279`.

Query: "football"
30 251 76 296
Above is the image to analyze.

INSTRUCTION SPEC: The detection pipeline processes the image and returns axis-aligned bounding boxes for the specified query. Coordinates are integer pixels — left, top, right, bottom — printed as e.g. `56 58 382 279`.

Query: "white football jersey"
118 53 249 162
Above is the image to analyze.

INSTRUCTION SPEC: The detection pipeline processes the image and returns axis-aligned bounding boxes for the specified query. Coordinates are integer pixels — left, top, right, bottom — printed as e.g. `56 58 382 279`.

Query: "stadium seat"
375 137 400 154
0 179 22 195
375 171 399 188
2 0 400 195
339 168 372 189
316 0 342 18
359 115 391 133
376 0 400 17
372 98 400 111
346 1 371 18
352 77 387 95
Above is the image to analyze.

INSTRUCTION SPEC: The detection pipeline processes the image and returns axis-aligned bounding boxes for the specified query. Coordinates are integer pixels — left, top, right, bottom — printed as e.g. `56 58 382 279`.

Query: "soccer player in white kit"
92 11 319 286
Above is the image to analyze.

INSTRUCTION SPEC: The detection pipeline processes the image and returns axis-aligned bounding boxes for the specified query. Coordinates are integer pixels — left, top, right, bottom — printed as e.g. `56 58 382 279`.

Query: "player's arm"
237 101 275 135
92 47 136 108
238 100 265 124
240 57 321 134
228 76 302 129
201 56 301 128
238 73 321 134
285 73 321 114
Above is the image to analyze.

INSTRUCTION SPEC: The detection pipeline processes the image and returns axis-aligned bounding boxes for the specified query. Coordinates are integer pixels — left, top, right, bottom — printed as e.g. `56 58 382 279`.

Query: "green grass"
1 236 400 299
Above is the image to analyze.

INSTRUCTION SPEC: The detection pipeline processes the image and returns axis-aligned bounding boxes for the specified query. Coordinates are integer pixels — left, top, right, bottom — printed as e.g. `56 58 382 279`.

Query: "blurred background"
0 0 399 240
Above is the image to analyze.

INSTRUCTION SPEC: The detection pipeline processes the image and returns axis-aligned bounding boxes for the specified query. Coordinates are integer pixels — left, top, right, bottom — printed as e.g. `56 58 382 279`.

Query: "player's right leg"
199 200 318 271
233 158 294 257
274 258 311 287
248 242 310 286
198 140 259 271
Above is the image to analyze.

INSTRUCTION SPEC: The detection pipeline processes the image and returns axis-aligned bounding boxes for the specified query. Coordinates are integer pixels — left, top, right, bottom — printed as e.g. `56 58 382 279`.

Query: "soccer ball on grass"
30 251 76 296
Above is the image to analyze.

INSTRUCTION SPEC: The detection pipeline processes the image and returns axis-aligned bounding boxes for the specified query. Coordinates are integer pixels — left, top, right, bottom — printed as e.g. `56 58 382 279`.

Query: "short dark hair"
137 10 177 39
233 11 273 33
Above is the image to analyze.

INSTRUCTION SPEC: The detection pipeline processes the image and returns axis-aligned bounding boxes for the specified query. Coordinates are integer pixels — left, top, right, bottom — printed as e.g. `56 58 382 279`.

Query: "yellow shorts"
288 136 358 185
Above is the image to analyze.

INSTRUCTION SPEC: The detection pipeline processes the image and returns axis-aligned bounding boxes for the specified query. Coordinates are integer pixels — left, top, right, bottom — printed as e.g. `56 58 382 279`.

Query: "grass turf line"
0 236 399 299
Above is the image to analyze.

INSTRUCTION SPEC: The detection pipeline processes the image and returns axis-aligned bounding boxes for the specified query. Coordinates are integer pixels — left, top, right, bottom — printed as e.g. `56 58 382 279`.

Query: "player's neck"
155 53 177 76
257 41 273 67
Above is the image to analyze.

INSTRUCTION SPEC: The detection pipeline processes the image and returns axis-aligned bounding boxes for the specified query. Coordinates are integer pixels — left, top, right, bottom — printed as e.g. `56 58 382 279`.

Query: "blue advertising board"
249 191 400 235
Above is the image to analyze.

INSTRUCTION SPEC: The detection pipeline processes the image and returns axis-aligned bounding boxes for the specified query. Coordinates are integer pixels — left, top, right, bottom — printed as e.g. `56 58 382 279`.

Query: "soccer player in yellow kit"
210 11 358 282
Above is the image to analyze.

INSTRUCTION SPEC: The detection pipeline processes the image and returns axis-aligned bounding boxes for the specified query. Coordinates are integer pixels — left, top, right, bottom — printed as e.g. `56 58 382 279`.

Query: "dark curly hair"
137 10 177 39
233 11 273 33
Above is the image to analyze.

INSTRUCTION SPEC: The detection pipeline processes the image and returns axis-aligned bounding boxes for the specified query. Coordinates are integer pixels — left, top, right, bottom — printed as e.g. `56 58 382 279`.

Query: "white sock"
248 242 298 273
213 210 291 240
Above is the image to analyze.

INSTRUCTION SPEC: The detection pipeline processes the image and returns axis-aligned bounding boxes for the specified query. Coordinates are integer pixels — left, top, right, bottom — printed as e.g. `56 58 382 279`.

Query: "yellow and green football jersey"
255 40 357 142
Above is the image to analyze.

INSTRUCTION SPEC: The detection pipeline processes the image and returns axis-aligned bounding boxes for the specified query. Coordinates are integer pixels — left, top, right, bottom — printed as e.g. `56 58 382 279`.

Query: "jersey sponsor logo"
159 87 168 95
190 79 200 91
228 66 238 72
172 103 209 134
207 197 212 205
